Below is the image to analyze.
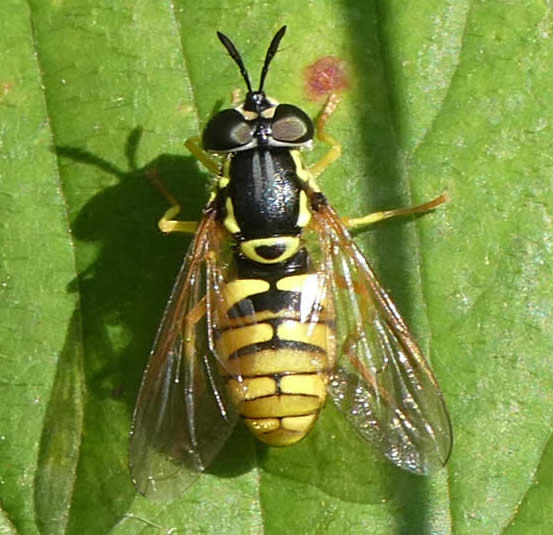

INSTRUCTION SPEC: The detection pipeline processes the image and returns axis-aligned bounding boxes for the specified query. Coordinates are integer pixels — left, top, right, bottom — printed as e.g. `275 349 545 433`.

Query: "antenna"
217 31 253 93
258 26 287 91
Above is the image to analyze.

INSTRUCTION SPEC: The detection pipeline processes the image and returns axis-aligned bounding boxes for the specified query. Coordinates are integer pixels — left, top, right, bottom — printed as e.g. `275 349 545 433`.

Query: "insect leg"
343 193 449 232
158 207 198 234
308 93 342 179
185 136 220 175
146 167 199 234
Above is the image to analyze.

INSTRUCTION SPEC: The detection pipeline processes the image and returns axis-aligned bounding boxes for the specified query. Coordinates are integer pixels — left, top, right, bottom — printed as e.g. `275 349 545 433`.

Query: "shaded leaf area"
0 1 82 534
503 433 553 534
0 1 551 534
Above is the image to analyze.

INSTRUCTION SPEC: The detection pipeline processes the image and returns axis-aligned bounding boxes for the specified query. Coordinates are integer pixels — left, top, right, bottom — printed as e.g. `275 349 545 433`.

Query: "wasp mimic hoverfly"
129 26 452 496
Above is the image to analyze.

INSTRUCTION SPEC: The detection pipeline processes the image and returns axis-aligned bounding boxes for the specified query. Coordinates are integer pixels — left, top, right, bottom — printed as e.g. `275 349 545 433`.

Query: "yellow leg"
343 193 449 232
145 168 199 235
158 205 198 234
185 136 220 175
308 93 342 179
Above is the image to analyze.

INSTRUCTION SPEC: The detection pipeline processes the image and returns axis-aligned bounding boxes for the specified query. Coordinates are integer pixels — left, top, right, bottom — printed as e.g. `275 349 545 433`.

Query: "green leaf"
1 1 552 534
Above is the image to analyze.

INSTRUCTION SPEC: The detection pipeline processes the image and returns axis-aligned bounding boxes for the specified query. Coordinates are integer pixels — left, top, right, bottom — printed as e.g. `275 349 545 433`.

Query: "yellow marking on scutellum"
240 236 300 264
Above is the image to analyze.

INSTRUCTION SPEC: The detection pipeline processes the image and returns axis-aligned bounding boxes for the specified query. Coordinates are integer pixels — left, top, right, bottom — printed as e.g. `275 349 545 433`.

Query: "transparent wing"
129 212 242 498
311 199 452 474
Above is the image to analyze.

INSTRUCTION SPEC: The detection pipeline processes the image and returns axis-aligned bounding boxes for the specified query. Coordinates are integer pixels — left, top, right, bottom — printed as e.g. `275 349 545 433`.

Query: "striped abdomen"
215 272 335 446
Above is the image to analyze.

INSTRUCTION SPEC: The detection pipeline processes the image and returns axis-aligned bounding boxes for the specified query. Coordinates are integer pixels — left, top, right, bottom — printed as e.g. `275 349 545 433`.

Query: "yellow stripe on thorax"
296 190 311 228
290 149 320 192
223 197 240 234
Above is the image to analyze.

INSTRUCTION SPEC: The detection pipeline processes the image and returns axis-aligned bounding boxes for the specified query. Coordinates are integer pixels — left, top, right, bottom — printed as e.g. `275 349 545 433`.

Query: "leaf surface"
1 1 552 534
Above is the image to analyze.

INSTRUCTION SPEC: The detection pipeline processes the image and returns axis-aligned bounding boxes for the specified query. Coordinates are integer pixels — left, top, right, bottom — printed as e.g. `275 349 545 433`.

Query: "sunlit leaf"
1 1 552 534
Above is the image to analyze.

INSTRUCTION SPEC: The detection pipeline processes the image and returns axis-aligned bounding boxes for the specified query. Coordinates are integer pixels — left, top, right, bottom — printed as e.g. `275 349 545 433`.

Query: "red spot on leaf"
304 56 349 100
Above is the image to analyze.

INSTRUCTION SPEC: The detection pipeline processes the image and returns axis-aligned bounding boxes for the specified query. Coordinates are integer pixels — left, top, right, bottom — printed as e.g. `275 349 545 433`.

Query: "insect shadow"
37 127 255 532
56 126 206 411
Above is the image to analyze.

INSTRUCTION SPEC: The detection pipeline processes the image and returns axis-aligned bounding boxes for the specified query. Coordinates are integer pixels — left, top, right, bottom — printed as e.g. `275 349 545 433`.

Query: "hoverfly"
129 26 452 496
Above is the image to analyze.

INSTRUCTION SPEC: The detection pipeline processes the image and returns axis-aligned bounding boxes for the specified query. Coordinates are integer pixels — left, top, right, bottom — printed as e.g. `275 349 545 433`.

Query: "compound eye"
202 109 254 151
271 104 314 144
